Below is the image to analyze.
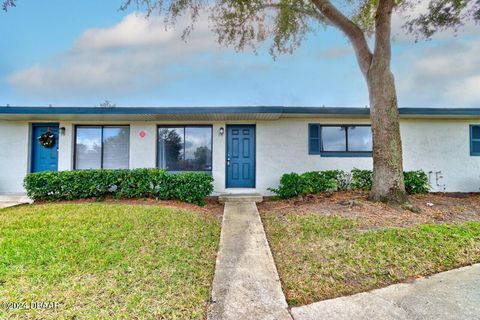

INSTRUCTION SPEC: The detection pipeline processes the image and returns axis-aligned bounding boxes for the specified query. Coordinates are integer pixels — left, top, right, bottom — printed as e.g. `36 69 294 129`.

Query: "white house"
1 106 479 195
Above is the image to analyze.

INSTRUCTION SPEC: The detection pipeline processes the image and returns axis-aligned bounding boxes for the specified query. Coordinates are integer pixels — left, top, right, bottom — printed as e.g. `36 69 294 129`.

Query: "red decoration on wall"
139 130 146 138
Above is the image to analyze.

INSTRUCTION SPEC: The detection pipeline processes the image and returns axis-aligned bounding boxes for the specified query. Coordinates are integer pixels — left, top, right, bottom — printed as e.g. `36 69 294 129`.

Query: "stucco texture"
1 118 479 195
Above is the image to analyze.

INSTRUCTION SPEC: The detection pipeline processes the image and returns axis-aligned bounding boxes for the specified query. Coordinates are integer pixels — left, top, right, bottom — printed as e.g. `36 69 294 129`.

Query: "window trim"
308 124 372 157
74 125 130 170
156 124 213 172
470 124 480 156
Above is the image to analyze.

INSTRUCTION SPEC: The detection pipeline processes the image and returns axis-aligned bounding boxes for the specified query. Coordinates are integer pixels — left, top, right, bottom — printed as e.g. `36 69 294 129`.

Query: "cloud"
7 12 224 99
396 40 480 106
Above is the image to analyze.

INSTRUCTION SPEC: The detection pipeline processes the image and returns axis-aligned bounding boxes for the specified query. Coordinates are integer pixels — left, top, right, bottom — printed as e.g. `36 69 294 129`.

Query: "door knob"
227 156 231 167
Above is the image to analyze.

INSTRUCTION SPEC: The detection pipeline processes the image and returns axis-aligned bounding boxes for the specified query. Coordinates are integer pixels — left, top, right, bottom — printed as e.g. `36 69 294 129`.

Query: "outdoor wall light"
219 127 225 136
60 127 66 136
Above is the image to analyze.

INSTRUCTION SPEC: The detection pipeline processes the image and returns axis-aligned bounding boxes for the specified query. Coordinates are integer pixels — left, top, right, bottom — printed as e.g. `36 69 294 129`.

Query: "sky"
1 0 479 108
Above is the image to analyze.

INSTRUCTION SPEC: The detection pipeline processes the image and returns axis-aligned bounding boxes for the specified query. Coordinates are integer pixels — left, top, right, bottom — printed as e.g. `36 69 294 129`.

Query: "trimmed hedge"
23 169 214 205
269 169 430 199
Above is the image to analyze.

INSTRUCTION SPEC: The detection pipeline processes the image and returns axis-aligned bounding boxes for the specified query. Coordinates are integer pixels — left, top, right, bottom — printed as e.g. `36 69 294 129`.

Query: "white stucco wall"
1 117 480 195
58 122 73 171
0 121 29 193
213 118 373 194
401 119 480 192
130 123 157 168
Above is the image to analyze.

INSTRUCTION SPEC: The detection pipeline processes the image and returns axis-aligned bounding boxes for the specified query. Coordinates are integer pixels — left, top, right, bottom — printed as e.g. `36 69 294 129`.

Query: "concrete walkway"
0 193 32 209
291 264 480 320
207 201 292 320
0 202 23 209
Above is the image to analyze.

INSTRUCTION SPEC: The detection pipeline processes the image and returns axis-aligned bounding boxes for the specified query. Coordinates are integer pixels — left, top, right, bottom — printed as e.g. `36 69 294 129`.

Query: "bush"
302 170 342 193
269 169 430 199
268 173 306 199
24 169 214 205
350 169 373 190
350 169 430 194
269 170 346 199
404 170 430 194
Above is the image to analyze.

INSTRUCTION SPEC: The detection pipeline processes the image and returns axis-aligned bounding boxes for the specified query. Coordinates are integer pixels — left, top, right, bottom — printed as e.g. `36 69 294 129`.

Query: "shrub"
350 169 373 190
269 170 346 199
268 173 306 199
302 170 343 193
350 169 430 194
404 170 430 194
24 169 214 205
335 171 352 191
269 169 430 199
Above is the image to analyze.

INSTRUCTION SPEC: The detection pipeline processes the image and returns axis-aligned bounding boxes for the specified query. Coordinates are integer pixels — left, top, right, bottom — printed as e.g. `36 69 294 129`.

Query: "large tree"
4 0 479 203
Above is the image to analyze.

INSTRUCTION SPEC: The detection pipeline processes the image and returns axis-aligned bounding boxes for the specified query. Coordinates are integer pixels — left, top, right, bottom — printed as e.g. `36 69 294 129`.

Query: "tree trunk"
367 63 408 204
303 0 409 204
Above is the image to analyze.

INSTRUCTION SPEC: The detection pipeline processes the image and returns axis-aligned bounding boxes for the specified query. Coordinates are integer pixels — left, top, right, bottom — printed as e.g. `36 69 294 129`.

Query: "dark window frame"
156 125 213 172
74 125 130 170
470 125 480 156
309 124 372 157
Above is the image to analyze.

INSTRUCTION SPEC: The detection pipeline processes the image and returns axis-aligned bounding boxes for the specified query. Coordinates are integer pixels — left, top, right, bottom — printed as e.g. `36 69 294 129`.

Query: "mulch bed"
258 191 480 228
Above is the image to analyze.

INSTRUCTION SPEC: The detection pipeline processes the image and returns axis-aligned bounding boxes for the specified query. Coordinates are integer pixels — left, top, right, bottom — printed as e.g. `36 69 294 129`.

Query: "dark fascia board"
1 106 480 116
399 107 480 116
0 106 284 115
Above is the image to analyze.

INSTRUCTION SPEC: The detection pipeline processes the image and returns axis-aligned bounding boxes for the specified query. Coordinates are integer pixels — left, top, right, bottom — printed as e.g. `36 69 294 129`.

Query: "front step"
218 193 263 204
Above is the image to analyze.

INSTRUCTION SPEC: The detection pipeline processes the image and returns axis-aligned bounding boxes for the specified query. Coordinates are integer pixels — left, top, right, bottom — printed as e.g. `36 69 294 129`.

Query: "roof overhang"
0 106 479 121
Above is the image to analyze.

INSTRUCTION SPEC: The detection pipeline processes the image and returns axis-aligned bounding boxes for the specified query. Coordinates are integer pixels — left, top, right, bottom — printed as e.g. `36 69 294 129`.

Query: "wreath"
38 129 56 148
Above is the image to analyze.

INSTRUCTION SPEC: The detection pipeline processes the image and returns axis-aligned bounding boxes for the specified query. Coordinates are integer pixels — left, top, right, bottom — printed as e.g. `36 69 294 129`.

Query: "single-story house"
1 106 479 195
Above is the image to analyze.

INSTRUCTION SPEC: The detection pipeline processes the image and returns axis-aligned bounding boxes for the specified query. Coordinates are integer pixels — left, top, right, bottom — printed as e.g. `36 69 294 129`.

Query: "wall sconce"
59 127 66 136
219 127 225 136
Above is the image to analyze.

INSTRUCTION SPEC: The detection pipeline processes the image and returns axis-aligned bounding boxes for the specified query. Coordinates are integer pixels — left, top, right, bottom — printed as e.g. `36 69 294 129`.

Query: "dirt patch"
34 196 224 218
258 191 480 228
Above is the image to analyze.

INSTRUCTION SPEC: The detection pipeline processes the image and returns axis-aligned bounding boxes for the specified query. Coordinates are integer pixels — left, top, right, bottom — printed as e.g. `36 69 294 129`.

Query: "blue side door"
31 124 59 173
226 125 255 188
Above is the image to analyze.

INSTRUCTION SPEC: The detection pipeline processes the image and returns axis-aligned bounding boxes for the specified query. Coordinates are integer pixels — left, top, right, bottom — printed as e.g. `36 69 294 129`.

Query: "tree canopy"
4 1 480 53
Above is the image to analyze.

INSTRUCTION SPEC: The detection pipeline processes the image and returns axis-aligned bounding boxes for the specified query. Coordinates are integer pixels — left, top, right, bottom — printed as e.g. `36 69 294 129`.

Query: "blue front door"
226 125 255 188
31 124 59 173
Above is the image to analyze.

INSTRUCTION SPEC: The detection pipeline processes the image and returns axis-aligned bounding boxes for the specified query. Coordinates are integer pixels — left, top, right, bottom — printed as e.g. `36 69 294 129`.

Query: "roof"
1 106 480 121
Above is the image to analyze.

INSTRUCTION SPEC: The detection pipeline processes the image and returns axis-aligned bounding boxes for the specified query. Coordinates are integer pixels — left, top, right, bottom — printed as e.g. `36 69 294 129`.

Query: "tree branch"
312 0 372 77
257 3 327 24
374 0 395 62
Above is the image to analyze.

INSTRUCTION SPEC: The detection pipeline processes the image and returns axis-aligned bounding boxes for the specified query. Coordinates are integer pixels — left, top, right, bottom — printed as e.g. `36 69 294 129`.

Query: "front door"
31 123 59 173
226 125 255 188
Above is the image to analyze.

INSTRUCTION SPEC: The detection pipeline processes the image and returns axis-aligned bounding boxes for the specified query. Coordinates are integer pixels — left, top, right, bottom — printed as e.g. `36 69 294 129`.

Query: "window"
470 125 480 156
157 126 212 171
75 126 130 169
309 124 372 156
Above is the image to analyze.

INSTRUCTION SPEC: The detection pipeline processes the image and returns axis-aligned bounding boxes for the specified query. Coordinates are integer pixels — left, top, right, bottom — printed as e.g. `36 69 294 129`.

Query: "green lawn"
0 203 221 319
262 212 480 306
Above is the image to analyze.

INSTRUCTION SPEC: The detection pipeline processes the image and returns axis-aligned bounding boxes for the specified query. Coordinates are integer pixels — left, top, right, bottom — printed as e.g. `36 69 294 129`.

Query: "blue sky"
1 0 479 108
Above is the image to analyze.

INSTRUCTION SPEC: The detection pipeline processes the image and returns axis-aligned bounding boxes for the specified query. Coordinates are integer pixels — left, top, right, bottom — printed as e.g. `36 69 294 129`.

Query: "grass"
0 203 221 319
262 212 480 306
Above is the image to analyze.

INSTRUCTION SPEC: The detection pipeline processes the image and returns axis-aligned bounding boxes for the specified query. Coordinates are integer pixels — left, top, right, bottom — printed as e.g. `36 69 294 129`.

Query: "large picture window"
157 126 212 171
75 126 130 169
309 124 372 156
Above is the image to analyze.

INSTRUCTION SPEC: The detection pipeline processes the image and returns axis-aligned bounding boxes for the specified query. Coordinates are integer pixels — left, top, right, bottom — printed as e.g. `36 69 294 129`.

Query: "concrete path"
0 202 23 209
207 201 292 320
291 264 480 320
0 193 32 209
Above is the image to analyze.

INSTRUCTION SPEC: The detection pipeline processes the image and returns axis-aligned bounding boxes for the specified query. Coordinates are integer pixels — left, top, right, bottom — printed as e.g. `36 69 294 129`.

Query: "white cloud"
7 12 223 99
396 40 480 106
